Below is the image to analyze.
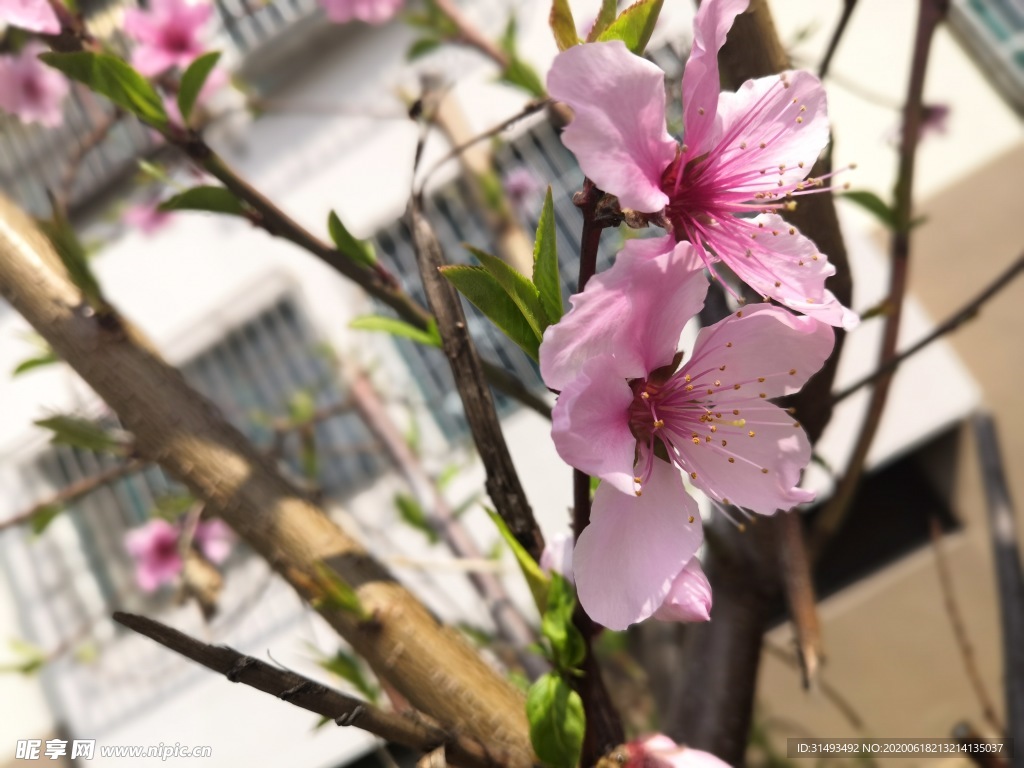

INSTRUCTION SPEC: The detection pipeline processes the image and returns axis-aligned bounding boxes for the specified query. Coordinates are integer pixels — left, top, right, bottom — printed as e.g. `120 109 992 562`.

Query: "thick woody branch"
0 193 533 765
113 612 501 768
407 197 545 563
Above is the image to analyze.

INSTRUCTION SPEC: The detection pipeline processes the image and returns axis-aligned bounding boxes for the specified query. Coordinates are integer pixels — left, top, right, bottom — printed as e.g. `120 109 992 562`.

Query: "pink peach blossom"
123 0 211 77
0 42 68 127
318 0 401 25
124 200 173 235
624 734 730 768
0 0 59 34
653 558 712 623
124 518 183 592
540 235 833 628
539 531 574 584
194 518 234 565
547 0 857 329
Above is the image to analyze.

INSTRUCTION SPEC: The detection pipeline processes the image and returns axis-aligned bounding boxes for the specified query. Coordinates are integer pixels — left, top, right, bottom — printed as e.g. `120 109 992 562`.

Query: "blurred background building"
0 0 1021 766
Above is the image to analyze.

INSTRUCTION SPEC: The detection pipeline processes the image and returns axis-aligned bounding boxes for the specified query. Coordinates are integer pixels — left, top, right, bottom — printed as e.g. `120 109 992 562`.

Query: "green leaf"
137 159 169 183
38 209 104 309
177 51 222 123
1 640 46 676
485 508 549 611
312 562 366 619
465 246 547 338
394 493 439 544
30 504 63 536
542 574 586 670
499 57 546 98
288 390 317 424
407 37 442 60
532 187 563 324
318 649 379 703
440 265 541 360
13 351 59 376
349 315 442 348
152 492 196 520
586 0 618 41
526 673 585 768
499 15 519 56
327 211 376 268
34 416 125 454
837 190 897 230
39 52 168 128
597 0 665 54
159 186 247 217
549 0 580 50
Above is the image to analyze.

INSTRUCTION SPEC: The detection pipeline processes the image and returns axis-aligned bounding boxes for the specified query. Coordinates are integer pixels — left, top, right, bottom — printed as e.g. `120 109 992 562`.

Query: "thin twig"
810 0 948 557
0 459 144 532
972 413 1023 741
407 195 545 562
832 252 1024 405
930 518 1005 734
431 0 510 70
347 370 544 679
112 612 503 768
818 0 859 79
761 643 865 730
56 109 125 214
775 512 823 688
419 99 550 191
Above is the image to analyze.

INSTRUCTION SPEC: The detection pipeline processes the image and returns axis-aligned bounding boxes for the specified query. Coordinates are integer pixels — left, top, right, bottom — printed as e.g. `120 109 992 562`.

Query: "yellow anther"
736 310 744 318
734 384 741 390
684 374 692 382
690 472 697 480
758 377 766 383
688 515 695 524
686 384 694 392
796 116 803 123
698 107 705 115
761 468 769 474
714 380 721 387
728 457 735 463
774 281 781 288
760 142 767 149
759 393 767 399
789 368 797 375
721 439 728 446
719 365 726 371
749 430 756 437
788 227 795 235
710 425 718 433
726 342 733 348
641 391 650 399
691 436 700 445
653 419 665 429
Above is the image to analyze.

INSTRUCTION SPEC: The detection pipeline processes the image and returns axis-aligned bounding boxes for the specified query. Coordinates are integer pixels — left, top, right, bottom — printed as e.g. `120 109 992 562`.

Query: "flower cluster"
540 0 853 630
0 41 68 127
123 0 212 77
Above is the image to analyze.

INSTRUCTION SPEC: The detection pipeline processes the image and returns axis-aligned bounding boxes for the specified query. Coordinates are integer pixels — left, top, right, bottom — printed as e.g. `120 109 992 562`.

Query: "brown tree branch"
930 518 1004 735
810 0 949 558
832 252 1024 405
0 458 144 532
112 612 504 768
407 196 545 564
0 193 533 765
346 369 545 679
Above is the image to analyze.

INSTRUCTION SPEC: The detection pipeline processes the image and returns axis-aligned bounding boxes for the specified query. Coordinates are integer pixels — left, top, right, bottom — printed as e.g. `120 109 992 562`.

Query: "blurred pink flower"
124 200 173 235
540 235 833 628
502 166 544 216
0 42 68 127
319 0 401 24
194 518 234 564
123 0 212 77
547 0 857 329
0 0 60 34
124 519 183 592
625 734 730 768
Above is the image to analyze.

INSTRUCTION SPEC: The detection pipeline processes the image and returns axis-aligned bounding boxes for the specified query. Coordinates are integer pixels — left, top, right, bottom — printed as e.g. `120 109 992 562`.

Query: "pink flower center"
160 24 196 54
624 334 803 498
